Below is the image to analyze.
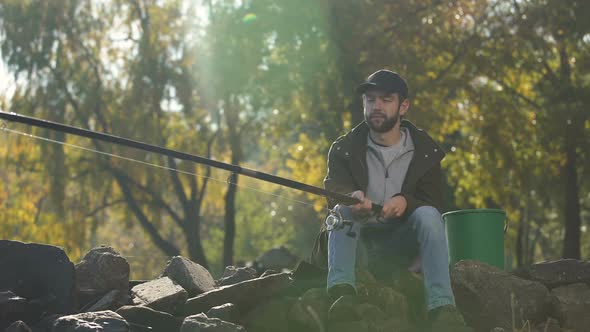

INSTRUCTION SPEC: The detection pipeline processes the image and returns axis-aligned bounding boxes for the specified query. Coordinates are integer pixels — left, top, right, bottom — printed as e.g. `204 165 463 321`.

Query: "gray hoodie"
365 127 415 207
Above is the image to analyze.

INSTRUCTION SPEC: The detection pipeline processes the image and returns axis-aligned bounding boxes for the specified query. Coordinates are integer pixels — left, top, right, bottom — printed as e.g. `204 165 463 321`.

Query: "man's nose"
373 98 384 109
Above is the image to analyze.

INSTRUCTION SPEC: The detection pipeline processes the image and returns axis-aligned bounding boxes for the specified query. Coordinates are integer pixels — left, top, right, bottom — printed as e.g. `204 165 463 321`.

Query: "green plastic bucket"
442 209 506 269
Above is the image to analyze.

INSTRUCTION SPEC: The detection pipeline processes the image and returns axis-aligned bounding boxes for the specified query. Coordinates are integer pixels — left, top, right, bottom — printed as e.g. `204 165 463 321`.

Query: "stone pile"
1 239 589 332
454 259 590 332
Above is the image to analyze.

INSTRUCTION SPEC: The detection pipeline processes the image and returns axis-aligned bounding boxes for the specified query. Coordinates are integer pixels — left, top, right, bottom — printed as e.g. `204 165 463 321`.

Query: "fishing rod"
0 111 382 232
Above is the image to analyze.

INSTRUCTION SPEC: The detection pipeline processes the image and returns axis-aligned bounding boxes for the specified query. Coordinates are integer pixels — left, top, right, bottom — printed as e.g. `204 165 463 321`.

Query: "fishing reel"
325 206 357 238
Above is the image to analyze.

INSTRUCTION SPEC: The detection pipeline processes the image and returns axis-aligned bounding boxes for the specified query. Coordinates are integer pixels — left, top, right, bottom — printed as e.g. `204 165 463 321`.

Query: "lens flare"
243 13 257 23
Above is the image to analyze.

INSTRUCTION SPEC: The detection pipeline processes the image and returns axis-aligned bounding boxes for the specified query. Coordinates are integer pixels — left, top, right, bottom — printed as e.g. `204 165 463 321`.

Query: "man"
311 69 469 330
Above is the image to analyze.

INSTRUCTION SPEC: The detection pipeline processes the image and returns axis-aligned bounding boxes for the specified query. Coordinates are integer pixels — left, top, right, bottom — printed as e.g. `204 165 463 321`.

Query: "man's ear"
362 94 369 109
399 98 410 116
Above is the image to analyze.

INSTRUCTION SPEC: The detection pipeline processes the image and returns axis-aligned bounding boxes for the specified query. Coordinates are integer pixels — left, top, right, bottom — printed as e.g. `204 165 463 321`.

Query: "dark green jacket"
311 119 445 268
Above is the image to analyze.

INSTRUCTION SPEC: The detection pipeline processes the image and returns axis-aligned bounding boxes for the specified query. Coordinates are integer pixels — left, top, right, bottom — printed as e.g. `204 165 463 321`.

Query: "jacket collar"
343 119 444 160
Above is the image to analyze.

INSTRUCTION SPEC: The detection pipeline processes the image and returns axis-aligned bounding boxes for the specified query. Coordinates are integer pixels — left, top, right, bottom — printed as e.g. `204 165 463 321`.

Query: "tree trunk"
559 43 581 259
112 170 181 258
515 212 524 267
186 216 209 269
528 227 541 265
325 1 364 128
562 135 581 259
223 172 238 268
222 100 242 269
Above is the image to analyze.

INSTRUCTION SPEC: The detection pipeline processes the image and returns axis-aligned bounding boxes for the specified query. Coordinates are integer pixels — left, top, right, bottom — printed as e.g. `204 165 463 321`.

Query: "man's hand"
380 195 407 220
349 190 372 216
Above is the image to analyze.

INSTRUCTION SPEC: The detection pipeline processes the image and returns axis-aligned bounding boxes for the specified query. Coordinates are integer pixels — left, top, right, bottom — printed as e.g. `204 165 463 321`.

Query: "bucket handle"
504 217 508 233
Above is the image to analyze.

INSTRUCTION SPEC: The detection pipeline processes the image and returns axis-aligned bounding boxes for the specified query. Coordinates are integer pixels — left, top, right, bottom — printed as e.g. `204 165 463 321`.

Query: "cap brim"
356 82 377 94
355 82 394 94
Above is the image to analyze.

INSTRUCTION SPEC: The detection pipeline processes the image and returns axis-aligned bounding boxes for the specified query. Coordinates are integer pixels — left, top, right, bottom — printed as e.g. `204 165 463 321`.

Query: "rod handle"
371 203 383 214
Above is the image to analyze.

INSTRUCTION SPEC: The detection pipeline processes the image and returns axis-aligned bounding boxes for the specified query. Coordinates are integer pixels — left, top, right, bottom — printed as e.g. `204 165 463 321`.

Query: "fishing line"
0 124 326 213
0 110 384 235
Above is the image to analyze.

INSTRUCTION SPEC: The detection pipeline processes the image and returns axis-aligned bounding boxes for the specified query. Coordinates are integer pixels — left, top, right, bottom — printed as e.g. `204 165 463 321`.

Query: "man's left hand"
380 195 407 220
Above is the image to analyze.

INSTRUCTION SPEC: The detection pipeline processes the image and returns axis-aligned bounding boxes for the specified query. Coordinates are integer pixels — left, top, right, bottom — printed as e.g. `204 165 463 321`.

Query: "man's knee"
409 206 444 233
411 205 442 218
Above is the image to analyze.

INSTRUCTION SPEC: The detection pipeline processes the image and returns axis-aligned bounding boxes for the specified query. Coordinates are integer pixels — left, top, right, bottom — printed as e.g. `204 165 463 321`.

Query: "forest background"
0 0 588 279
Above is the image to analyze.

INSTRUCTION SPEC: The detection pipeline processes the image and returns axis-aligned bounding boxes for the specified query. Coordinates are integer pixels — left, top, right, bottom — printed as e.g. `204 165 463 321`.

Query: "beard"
364 110 400 133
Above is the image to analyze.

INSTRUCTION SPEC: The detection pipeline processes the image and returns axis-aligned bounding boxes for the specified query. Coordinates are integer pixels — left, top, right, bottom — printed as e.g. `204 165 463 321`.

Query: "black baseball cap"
356 69 408 99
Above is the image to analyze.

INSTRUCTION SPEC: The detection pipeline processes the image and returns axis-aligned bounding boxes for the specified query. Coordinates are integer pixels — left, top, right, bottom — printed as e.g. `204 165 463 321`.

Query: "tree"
1 0 587 275
0 0 218 266
443 0 590 261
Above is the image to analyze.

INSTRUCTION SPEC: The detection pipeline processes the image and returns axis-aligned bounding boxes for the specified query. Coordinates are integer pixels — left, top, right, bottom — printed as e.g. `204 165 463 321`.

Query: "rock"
131 277 188 315
180 313 245 332
254 246 298 272
532 317 561 332
288 288 330 331
355 270 378 285
242 297 298 332
550 283 590 331
161 256 216 297
184 273 292 316
513 259 590 289
116 305 183 332
206 303 240 324
371 318 417 332
287 260 327 296
0 291 31 329
76 246 130 304
216 267 258 287
52 310 129 332
357 275 418 331
259 270 279 278
327 320 369 332
0 240 76 315
387 270 427 323
356 302 387 322
452 260 552 331
327 295 360 323
81 289 129 313
362 284 410 323
4 320 31 332
292 261 327 280
29 314 61 332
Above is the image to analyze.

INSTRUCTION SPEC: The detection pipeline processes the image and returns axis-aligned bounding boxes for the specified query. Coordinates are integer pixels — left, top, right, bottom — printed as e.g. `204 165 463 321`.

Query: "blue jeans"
327 205 455 310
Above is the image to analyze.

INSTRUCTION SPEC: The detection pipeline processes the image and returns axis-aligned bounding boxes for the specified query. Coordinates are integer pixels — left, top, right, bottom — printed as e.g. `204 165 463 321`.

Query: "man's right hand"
349 190 373 216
